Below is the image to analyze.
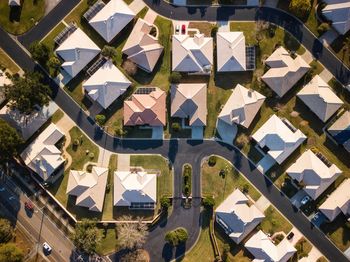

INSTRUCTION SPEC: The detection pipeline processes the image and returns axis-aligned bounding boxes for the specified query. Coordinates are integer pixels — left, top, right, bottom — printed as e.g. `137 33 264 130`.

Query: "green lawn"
0 0 45 35
0 48 21 74
51 109 64 124
294 237 313 260
260 206 292 235
202 156 261 204
123 0 134 4
102 154 118 220
96 226 118 255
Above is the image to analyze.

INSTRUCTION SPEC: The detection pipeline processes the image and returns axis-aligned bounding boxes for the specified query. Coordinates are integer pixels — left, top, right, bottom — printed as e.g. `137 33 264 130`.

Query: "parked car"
181 24 186 34
287 232 294 240
43 242 52 255
175 25 180 34
24 201 34 211
301 195 311 206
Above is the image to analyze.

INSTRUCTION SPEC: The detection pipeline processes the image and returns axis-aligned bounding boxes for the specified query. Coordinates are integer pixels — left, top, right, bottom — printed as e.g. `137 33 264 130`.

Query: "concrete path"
55 113 75 170
129 0 146 15
319 68 333 83
319 29 339 48
117 154 130 171
255 195 270 212
144 9 158 24
301 50 314 64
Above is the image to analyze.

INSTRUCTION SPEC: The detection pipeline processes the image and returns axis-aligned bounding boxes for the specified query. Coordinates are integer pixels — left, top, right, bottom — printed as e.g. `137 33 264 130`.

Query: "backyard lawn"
260 206 292 235
321 215 350 251
0 0 45 35
96 226 118 255
0 48 21 74
201 156 261 204
51 109 64 124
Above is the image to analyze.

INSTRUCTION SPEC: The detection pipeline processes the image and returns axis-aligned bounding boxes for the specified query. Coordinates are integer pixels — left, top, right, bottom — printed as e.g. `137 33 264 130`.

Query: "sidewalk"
129 0 146 14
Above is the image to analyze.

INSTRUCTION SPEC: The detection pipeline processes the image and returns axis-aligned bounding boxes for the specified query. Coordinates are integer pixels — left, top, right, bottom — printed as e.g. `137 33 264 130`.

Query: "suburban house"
261 46 310 97
297 75 343 123
216 32 246 72
319 179 350 221
170 83 207 126
66 167 108 212
0 69 11 104
327 110 350 153
218 84 265 129
122 19 164 73
114 170 157 209
88 0 135 43
0 101 58 140
8 0 20 6
252 114 306 165
124 87 166 126
286 149 341 200
215 189 265 244
245 230 297 262
83 60 131 109
20 123 65 181
172 33 213 74
55 28 100 78
322 0 350 35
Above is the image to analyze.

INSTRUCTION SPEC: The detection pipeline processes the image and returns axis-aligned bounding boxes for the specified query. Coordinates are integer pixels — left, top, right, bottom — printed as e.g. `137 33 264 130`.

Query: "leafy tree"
168 72 182 83
29 42 50 65
202 196 215 210
0 219 13 243
95 114 106 126
0 119 23 164
289 0 311 19
48 55 61 72
71 219 102 254
165 227 188 246
171 122 180 132
0 243 24 262
101 46 117 59
317 23 330 35
4 72 51 115
117 216 148 250
160 196 171 211
120 249 148 262
208 155 217 167
123 60 138 76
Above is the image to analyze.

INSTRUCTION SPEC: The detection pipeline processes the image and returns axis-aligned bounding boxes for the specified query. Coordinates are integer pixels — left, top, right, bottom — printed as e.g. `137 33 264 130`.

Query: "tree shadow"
9 6 22 23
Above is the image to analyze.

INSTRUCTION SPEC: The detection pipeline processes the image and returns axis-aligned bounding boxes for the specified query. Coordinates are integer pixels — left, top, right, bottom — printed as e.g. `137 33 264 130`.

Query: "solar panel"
86 56 107 76
135 87 156 95
54 23 77 46
83 1 105 22
246 46 256 71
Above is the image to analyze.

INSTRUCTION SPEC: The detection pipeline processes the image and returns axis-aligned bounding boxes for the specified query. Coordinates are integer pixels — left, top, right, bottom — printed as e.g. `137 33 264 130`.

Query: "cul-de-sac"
0 0 349 261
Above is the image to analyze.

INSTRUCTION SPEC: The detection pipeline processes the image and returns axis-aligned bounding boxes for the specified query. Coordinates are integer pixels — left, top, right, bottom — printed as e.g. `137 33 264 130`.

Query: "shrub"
242 184 249 193
101 46 117 59
208 155 217 167
0 243 24 262
317 23 330 35
184 185 190 196
73 139 80 147
171 122 181 132
89 152 95 159
95 114 106 126
235 133 249 148
48 55 61 72
202 196 215 209
123 60 138 76
0 219 13 243
289 0 311 19
168 72 182 83
115 127 127 137
165 227 188 246
274 233 284 244
29 42 50 65
222 243 230 262
160 196 171 210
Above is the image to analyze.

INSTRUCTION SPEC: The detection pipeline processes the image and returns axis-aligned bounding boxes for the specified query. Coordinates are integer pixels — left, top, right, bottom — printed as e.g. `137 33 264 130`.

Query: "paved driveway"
290 190 308 209
191 126 203 140
216 119 237 144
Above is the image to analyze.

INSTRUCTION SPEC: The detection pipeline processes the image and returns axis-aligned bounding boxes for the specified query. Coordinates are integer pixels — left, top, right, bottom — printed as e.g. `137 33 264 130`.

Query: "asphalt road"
0 4 349 261
0 176 76 261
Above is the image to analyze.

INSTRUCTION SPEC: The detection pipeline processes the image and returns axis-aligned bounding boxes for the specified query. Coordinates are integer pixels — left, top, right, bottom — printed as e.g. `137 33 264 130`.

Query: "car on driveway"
43 242 52 255
300 195 311 206
25 201 34 212
287 232 294 240
175 25 180 34
181 24 186 34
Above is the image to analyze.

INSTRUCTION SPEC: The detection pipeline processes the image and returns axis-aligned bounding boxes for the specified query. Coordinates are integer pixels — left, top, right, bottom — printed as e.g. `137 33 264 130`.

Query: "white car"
175 25 180 34
43 242 52 255
300 195 311 206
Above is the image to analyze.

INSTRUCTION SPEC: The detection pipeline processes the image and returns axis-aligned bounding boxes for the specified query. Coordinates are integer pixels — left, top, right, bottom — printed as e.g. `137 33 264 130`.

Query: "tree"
160 196 170 211
0 219 13 243
289 0 311 19
71 219 102 254
101 46 117 59
120 249 149 262
117 216 148 250
29 42 50 65
95 114 106 126
171 122 180 132
168 72 182 83
123 60 138 76
0 243 24 262
4 72 51 115
0 119 23 164
317 23 330 35
164 227 188 246
48 55 61 72
208 155 217 167
202 196 215 210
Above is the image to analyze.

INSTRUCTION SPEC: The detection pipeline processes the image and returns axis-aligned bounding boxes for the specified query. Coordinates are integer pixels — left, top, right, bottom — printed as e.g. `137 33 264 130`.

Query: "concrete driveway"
191 126 203 140
216 119 237 144
290 190 308 208
152 126 163 139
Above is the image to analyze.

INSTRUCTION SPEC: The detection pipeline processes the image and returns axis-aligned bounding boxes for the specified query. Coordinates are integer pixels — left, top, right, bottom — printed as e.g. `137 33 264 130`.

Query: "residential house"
171 83 207 126
322 0 350 35
172 33 213 73
319 179 350 221
286 149 341 200
66 166 108 212
252 114 306 164
0 101 58 140
245 230 297 262
20 123 65 181
122 19 164 73
124 87 166 126
262 46 310 97
218 84 265 129
83 60 131 109
216 32 246 72
327 110 350 153
215 189 265 244
55 28 100 78
297 75 343 123
89 0 135 43
114 170 157 209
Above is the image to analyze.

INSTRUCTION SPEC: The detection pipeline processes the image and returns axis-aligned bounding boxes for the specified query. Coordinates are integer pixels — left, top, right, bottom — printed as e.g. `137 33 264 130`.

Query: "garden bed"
182 164 192 197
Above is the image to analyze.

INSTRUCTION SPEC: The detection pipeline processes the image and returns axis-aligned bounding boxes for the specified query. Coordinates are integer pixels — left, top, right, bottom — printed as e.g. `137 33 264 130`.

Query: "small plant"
160 196 171 211
95 114 106 126
165 227 188 246
317 23 330 35
202 196 215 210
222 243 230 262
101 46 117 59
242 184 249 193
89 152 95 159
289 0 311 19
171 122 181 132
208 155 217 167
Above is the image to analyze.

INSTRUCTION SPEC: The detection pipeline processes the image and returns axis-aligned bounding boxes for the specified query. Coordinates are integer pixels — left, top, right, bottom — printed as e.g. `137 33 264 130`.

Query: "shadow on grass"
320 214 350 250
9 6 22 23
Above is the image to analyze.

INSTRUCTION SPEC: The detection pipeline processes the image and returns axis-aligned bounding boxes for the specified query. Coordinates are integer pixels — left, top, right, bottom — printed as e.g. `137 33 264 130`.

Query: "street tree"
117 216 148 250
4 71 51 115
29 41 50 65
289 0 311 19
0 243 24 262
0 218 13 243
71 219 102 254
0 119 23 164
120 249 149 262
